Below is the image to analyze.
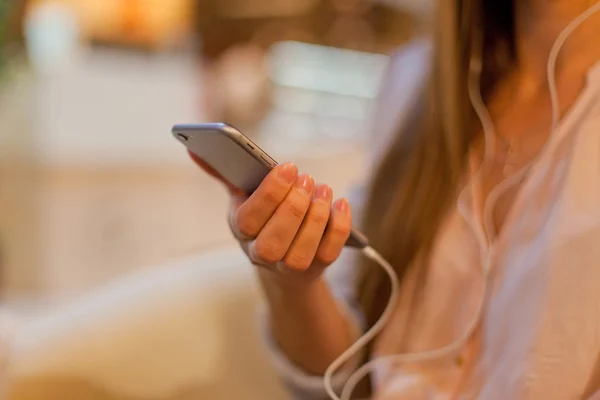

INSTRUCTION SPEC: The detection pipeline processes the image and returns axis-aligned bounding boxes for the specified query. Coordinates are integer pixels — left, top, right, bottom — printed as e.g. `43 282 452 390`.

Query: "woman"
195 0 600 398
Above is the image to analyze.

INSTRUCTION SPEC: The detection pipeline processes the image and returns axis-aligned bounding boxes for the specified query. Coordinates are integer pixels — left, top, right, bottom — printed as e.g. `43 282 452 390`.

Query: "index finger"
232 163 299 239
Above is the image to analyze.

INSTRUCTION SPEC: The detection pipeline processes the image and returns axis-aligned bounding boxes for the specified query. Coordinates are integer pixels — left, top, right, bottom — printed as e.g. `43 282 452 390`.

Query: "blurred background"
0 0 429 305
0 1 430 398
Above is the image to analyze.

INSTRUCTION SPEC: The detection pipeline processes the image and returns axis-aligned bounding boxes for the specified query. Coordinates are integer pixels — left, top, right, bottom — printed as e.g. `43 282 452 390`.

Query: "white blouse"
261 39 600 400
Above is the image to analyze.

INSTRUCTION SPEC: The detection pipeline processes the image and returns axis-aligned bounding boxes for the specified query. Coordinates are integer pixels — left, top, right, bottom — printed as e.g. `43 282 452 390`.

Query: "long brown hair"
357 0 517 329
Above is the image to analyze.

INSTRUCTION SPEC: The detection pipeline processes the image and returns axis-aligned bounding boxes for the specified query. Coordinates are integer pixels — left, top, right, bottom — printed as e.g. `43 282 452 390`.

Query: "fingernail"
296 174 314 194
315 184 332 201
335 198 349 213
278 163 298 183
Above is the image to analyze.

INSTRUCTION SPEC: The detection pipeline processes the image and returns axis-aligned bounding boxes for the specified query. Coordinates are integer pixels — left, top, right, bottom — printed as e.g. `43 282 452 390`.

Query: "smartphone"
172 123 368 249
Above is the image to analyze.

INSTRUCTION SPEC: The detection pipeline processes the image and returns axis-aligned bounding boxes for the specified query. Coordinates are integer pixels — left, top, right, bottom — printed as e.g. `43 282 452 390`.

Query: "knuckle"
284 200 308 220
235 214 258 238
284 251 313 271
317 248 341 266
261 186 284 207
330 219 352 238
253 239 285 264
306 208 330 227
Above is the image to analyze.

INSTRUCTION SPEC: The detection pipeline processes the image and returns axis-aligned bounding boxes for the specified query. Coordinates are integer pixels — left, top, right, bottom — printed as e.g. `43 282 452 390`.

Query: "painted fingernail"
278 163 298 183
315 184 332 201
296 174 314 194
335 198 349 213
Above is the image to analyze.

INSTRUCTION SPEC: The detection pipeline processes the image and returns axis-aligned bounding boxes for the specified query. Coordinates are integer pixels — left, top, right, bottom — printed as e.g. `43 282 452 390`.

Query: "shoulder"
367 37 432 169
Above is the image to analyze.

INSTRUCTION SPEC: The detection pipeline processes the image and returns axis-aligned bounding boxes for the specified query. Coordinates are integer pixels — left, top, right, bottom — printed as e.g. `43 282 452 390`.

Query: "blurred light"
24 2 81 75
267 41 388 98
272 87 369 120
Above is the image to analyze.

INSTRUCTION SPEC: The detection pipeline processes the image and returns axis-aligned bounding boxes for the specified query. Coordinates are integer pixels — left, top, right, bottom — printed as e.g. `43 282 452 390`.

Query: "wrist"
257 266 321 289
257 268 327 304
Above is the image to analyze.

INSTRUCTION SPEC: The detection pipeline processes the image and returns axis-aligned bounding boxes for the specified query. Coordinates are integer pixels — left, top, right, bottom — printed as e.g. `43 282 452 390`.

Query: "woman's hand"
190 152 357 375
190 152 352 286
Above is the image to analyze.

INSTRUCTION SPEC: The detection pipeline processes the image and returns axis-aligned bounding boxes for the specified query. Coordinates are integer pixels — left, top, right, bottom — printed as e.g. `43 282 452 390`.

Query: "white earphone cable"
322 3 600 399
323 246 399 400
338 253 490 400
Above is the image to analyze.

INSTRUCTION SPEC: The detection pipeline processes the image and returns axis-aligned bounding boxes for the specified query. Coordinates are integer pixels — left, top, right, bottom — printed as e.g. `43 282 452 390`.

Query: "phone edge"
172 123 277 170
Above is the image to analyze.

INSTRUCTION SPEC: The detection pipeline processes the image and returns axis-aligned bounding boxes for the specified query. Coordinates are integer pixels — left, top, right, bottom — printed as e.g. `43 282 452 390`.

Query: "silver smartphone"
171 123 368 248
